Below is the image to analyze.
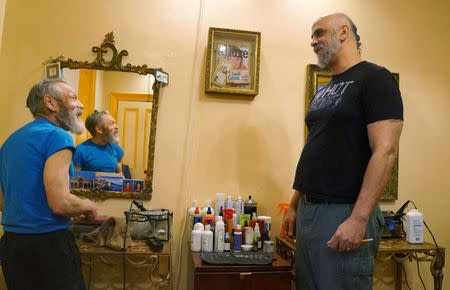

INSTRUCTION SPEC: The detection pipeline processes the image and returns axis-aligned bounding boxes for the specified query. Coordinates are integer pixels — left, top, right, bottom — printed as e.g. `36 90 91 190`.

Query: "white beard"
315 31 341 69
57 107 85 135
105 128 120 144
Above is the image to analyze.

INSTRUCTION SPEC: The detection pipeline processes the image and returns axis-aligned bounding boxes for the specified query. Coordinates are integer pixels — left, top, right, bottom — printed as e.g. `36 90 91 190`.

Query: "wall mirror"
46 32 167 201
305 64 399 201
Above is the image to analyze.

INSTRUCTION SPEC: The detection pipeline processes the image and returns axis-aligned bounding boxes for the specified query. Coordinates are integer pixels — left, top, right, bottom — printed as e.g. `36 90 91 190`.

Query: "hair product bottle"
406 209 424 244
233 224 242 252
214 216 225 252
201 224 213 252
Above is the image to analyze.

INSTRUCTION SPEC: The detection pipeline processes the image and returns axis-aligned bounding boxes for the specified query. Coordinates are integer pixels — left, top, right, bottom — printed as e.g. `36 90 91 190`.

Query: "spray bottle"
222 209 236 249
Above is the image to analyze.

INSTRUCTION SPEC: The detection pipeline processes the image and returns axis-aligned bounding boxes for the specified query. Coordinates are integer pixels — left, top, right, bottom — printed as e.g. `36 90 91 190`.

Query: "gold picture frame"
205 27 261 96
305 64 399 201
45 62 61 79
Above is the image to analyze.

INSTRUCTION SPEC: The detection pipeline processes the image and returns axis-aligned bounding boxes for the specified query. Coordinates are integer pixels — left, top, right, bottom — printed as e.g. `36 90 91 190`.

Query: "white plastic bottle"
214 216 225 252
202 200 215 216
215 193 226 217
201 224 214 252
191 227 202 252
406 209 424 244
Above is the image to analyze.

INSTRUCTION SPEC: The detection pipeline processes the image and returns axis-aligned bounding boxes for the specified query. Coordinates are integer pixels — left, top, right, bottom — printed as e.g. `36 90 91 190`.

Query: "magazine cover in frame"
304 64 400 201
205 27 261 96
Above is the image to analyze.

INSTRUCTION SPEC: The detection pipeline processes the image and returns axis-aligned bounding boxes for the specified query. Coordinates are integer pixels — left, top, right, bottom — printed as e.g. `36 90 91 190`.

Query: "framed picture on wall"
304 64 400 201
45 62 61 79
205 27 261 96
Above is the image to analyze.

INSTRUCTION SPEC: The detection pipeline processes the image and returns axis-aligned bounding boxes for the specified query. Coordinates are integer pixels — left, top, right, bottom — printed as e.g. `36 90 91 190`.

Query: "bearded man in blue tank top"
282 13 403 289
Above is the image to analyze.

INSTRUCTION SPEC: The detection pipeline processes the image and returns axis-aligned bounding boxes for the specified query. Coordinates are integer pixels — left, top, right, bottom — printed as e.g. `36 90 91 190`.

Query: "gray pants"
295 196 384 290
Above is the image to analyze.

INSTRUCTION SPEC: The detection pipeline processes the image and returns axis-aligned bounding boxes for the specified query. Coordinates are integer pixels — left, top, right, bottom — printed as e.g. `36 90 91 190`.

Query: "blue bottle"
233 224 242 252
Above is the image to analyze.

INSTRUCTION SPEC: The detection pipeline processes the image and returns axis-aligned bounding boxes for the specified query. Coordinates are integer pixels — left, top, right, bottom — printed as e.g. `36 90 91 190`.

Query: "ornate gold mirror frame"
305 64 399 201
47 32 167 201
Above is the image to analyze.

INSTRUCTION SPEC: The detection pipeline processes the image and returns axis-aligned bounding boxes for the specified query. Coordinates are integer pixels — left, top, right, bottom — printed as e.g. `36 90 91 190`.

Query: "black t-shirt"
293 61 403 202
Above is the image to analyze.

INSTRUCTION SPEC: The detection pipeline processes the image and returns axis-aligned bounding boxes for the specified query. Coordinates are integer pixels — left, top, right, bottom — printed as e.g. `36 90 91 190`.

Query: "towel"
83 217 132 251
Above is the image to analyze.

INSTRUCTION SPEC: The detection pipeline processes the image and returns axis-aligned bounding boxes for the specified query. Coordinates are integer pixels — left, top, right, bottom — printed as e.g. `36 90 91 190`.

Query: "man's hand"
83 199 98 223
71 215 86 224
327 216 367 252
282 207 297 242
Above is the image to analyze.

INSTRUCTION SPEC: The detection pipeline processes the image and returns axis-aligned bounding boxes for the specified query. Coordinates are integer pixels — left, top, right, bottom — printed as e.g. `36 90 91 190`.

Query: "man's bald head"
312 13 361 54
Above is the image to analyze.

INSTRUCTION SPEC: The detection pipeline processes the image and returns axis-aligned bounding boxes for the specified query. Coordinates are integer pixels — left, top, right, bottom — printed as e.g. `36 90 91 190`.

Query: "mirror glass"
47 32 166 200
64 69 155 181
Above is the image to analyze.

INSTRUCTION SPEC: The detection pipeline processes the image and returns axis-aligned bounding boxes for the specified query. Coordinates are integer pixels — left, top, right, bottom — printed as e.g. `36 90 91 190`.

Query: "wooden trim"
109 92 153 121
143 108 152 170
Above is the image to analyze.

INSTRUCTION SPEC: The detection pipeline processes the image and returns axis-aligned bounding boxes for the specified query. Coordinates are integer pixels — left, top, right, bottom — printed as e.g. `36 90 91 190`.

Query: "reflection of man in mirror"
123 181 132 192
0 79 97 289
73 110 124 175
282 13 403 290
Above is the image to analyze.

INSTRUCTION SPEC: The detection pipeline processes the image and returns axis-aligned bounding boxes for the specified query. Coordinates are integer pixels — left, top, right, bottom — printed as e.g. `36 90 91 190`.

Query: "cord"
175 0 204 289
122 200 134 290
416 261 426 290
401 263 411 290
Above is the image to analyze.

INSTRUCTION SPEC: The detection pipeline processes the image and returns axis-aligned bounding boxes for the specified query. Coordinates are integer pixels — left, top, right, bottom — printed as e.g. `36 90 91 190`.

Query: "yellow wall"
0 0 5 50
0 1 449 289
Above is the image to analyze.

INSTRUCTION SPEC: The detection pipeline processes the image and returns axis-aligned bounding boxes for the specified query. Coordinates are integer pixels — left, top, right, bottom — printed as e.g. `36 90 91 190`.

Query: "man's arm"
44 148 97 221
281 190 301 241
116 161 124 177
74 165 82 171
327 119 403 251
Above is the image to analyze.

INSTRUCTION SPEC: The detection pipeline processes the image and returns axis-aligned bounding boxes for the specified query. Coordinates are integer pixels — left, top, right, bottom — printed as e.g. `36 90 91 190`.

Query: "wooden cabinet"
192 252 292 290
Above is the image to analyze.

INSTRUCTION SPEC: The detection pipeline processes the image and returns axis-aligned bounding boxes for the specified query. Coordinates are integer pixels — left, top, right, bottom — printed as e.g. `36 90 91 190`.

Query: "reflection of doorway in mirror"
117 100 152 180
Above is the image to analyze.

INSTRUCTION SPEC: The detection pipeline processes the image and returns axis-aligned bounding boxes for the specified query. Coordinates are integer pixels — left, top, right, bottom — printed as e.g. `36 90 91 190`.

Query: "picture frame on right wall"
205 27 261 96
304 64 400 201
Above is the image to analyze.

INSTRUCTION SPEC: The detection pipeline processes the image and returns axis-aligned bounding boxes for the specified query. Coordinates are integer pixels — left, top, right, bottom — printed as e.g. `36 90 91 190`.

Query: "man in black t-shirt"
282 13 403 289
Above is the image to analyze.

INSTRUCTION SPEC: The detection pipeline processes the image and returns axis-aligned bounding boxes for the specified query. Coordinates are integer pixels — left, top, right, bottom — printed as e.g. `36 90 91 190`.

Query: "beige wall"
0 0 5 50
0 0 449 289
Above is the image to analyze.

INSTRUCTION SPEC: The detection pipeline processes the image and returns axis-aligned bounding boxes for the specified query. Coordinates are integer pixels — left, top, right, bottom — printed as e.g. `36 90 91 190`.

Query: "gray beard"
105 129 120 144
57 108 85 135
316 32 341 68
